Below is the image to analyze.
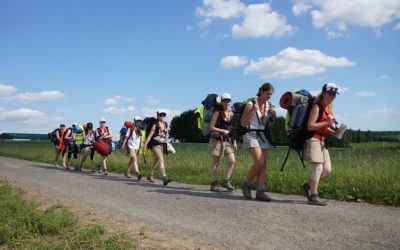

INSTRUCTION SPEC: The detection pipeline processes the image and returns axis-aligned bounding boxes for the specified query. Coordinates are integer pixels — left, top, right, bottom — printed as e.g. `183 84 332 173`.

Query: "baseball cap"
322 82 340 94
221 92 232 101
134 116 143 122
99 118 107 123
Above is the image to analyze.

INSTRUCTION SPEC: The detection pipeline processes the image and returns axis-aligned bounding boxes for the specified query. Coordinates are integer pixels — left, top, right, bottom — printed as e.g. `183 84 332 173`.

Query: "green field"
0 178 134 249
0 141 399 206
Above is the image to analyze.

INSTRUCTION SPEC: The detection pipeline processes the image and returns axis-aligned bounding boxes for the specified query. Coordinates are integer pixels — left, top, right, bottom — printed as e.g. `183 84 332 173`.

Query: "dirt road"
0 156 399 249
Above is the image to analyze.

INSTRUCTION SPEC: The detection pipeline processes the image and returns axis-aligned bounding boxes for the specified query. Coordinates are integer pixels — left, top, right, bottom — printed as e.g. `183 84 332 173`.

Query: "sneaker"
54 162 58 167
104 170 108 176
241 181 252 200
210 181 221 192
97 165 101 173
147 175 155 183
221 179 234 191
308 194 327 206
163 177 171 186
255 190 272 202
136 173 142 181
66 165 70 170
74 166 80 171
301 183 310 199
91 168 96 173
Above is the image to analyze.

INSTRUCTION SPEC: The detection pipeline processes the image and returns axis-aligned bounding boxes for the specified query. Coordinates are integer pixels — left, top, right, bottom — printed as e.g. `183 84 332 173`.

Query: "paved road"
0 156 399 249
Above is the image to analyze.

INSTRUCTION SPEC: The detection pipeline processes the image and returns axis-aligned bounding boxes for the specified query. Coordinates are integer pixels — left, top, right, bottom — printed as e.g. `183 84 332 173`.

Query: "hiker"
144 111 171 186
79 122 96 171
301 83 340 206
53 124 66 167
63 123 79 170
121 116 143 180
208 93 237 192
95 118 113 175
240 83 276 201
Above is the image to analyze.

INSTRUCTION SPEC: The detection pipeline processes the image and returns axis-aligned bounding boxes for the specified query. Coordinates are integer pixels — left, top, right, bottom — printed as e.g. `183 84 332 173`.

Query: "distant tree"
169 110 207 143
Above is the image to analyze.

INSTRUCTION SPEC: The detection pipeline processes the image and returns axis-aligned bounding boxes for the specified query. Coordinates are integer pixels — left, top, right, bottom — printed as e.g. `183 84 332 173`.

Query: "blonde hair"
315 92 333 115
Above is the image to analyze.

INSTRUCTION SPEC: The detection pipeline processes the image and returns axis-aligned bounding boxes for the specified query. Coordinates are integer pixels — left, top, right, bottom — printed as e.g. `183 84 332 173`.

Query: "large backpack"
48 129 60 143
117 121 134 149
230 98 255 140
196 94 220 137
279 89 322 171
142 117 159 146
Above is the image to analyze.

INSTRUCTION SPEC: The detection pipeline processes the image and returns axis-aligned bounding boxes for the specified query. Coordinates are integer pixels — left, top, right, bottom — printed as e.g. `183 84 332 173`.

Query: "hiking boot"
241 181 252 200
104 170 109 176
54 162 58 168
308 194 327 206
124 170 132 178
97 165 101 173
163 176 171 186
210 181 221 192
221 179 234 191
136 173 142 181
74 166 80 171
147 175 155 183
66 164 70 170
255 190 272 202
301 183 310 199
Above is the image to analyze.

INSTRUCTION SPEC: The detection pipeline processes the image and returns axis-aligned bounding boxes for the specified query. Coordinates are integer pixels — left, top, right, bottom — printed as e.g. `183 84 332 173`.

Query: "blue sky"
1 0 400 138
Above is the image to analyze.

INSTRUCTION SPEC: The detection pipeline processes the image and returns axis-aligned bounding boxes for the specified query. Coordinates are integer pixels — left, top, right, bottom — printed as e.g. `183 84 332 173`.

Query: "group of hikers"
51 82 341 206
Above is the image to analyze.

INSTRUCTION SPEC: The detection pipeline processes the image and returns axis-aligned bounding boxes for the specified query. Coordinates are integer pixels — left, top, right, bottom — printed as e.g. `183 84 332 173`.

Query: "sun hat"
99 118 107 123
322 82 340 94
221 92 232 101
134 116 143 122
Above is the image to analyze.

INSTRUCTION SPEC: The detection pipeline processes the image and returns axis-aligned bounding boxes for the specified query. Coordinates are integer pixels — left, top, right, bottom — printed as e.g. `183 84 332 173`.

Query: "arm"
210 111 229 135
121 128 130 151
240 102 257 127
307 105 333 131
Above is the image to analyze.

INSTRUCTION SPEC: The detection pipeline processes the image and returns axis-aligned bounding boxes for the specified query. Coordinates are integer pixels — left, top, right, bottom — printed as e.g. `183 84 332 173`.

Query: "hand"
326 114 333 125
270 105 276 117
223 130 230 135
233 141 238 151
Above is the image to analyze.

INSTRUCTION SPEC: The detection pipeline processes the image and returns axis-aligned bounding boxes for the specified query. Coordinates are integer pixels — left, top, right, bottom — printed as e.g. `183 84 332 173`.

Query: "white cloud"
292 2 312 16
243 47 354 79
104 95 136 106
292 0 400 35
220 56 248 68
13 91 65 102
102 106 136 116
196 1 292 38
357 91 376 97
380 75 389 79
195 0 245 21
0 108 62 124
362 108 400 118
232 3 293 38
0 84 18 95
394 23 400 30
147 96 160 105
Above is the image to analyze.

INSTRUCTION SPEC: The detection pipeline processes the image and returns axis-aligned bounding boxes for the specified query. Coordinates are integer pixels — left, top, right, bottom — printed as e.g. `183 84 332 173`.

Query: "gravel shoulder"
1 156 399 250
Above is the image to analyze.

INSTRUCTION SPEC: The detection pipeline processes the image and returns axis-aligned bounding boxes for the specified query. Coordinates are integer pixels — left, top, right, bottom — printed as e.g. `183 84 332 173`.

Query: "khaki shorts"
128 148 138 158
208 138 234 157
242 132 271 150
303 137 330 164
152 144 164 160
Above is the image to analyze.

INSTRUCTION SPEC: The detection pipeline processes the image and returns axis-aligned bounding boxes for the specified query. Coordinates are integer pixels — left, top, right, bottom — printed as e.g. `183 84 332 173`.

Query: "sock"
257 184 265 192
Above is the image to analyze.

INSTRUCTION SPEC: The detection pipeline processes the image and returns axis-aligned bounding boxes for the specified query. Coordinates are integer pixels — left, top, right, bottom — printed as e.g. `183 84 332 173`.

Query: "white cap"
99 118 107 123
134 116 143 121
323 82 340 94
221 92 231 101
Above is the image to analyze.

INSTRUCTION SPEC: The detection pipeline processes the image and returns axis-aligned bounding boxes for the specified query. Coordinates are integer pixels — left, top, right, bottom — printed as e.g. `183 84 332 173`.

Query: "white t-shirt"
126 128 141 150
248 99 274 130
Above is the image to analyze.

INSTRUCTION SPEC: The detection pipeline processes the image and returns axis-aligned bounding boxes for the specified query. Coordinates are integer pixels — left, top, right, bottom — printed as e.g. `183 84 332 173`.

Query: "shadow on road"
28 163 308 205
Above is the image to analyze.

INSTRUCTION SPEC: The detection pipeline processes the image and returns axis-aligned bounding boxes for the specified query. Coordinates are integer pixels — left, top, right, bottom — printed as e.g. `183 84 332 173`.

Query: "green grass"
0 141 399 205
0 178 135 249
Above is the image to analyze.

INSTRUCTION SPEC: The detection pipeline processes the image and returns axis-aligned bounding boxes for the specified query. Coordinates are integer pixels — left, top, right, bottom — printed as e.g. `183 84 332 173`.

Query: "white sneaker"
54 162 58 167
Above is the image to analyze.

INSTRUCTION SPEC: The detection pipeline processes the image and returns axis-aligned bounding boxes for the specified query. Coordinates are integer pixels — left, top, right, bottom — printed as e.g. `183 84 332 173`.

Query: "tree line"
169 110 400 147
